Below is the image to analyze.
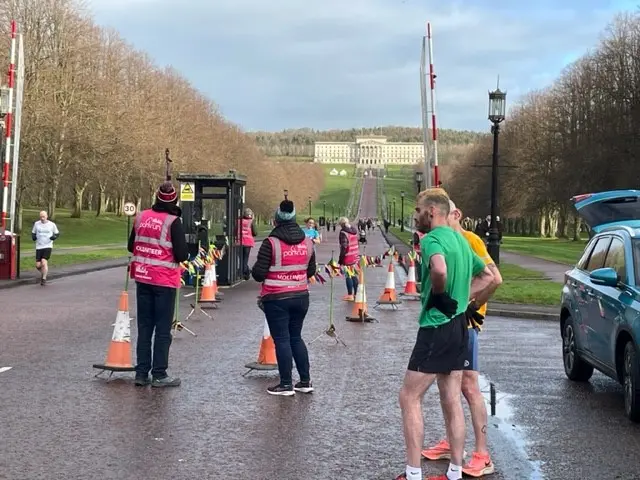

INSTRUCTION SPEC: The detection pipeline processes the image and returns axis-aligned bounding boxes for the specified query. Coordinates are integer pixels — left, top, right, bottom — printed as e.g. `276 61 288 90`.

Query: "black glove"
426 291 458 318
465 301 484 329
32 233 37 241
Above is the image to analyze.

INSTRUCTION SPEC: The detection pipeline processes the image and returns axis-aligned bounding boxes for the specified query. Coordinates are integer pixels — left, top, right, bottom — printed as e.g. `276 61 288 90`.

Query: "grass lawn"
501 236 587 265
382 165 419 226
307 164 357 220
493 263 561 306
19 248 128 272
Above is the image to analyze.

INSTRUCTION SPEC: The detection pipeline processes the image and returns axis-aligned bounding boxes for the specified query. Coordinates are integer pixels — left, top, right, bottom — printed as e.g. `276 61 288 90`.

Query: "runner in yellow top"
422 199 503 478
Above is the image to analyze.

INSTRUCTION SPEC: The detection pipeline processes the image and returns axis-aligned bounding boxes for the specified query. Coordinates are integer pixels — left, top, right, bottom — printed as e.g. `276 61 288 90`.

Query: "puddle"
479 374 545 479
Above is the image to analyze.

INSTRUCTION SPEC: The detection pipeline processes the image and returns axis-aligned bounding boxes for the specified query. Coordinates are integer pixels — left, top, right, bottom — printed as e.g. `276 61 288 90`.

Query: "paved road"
500 251 570 283
2 182 639 479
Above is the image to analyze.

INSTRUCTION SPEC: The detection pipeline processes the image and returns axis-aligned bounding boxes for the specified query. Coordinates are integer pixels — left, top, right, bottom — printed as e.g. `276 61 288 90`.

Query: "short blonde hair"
417 188 451 216
338 216 349 226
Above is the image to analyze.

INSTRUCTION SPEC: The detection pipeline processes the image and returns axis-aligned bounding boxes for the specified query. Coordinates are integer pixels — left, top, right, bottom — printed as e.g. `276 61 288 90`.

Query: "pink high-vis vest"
241 218 255 247
259 238 312 297
414 231 426 252
343 230 359 266
130 210 181 288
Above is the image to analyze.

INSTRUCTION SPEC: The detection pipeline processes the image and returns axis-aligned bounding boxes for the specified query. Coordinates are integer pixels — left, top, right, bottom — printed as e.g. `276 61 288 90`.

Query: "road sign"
180 182 195 202
123 202 137 217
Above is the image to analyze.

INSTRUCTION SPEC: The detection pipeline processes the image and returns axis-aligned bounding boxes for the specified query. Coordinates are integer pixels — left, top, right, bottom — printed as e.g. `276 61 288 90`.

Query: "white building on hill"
313 136 423 168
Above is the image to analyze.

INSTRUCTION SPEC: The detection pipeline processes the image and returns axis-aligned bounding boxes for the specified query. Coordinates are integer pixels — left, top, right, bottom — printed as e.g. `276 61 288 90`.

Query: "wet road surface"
2 179 640 480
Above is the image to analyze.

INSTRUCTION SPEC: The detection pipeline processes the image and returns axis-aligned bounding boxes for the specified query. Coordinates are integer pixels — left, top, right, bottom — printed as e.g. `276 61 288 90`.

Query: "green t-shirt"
419 226 486 328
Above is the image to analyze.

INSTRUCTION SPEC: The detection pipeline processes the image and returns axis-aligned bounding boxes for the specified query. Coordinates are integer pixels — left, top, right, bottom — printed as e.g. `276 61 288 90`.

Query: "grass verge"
501 236 586 265
19 248 128 272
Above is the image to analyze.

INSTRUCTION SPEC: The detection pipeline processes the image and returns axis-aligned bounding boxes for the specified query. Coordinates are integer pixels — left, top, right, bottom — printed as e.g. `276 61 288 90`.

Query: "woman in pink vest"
337 216 360 301
127 182 189 388
251 199 317 396
240 207 257 280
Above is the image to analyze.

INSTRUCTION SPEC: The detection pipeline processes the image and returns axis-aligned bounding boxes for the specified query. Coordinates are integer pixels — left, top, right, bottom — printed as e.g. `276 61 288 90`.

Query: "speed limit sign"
123 202 137 217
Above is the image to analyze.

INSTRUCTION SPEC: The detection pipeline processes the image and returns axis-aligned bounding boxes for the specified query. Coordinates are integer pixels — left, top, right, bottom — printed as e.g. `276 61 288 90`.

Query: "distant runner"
31 211 59 286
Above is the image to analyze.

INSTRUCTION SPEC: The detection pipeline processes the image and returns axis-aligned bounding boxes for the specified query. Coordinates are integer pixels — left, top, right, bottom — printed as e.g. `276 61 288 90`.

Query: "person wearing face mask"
394 188 495 480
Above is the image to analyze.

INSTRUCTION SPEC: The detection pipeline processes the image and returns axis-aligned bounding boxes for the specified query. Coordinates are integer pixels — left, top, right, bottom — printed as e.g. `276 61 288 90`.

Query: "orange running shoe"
462 452 495 477
342 294 354 301
421 440 467 461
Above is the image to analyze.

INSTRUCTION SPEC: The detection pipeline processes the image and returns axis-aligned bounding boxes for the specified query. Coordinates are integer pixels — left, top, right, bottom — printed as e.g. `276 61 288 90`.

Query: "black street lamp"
332 203 335 219
487 85 507 265
415 171 423 193
283 189 288 200
400 191 405 232
322 200 326 226
388 201 391 221
308 196 312 216
393 199 396 226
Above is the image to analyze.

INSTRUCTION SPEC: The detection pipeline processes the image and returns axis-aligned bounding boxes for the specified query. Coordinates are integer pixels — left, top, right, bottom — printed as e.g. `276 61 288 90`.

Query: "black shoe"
151 376 181 387
294 381 314 393
134 375 150 386
267 384 294 396
40 278 46 286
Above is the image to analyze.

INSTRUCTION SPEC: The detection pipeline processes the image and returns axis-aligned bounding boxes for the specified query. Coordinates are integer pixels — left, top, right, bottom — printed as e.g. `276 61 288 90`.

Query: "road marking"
0 367 13 374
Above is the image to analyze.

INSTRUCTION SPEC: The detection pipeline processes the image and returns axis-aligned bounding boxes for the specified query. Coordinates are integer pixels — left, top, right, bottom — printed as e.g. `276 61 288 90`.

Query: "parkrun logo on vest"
139 218 163 232
135 265 149 276
282 244 308 257
135 245 162 256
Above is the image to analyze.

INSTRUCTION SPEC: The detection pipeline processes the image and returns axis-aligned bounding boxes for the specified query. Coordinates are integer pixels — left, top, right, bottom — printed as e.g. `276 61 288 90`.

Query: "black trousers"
135 281 176 379
242 246 252 277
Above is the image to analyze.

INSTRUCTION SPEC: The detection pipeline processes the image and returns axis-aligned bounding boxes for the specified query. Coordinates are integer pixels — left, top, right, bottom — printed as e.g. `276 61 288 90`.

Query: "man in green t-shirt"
395 188 495 480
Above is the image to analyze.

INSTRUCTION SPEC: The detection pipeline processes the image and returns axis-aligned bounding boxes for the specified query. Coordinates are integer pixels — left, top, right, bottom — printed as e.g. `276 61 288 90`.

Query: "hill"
251 126 487 158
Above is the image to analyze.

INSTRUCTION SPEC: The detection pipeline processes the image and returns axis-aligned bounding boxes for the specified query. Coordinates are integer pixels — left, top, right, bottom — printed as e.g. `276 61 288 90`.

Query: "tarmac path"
1 179 639 479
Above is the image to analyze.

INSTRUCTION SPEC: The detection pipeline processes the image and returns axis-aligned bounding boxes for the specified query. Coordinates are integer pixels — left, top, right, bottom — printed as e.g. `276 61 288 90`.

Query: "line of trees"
445 12 640 238
252 126 486 158
0 0 325 230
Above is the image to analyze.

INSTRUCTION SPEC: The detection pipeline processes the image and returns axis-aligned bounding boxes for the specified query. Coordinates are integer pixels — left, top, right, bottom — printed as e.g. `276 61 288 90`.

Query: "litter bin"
0 233 17 280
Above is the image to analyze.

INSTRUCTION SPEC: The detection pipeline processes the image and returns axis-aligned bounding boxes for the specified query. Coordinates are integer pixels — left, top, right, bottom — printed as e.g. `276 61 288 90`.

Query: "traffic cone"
210 260 224 299
377 261 402 307
244 318 279 375
400 258 421 300
346 267 376 322
93 291 135 374
199 263 220 306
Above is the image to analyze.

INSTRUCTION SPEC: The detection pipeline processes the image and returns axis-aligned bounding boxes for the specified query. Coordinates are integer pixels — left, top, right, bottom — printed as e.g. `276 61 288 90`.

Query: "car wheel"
623 341 640 422
562 317 594 381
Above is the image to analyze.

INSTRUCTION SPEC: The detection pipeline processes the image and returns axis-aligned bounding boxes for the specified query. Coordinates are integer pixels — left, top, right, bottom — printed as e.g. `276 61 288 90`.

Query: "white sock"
405 465 422 480
446 463 462 480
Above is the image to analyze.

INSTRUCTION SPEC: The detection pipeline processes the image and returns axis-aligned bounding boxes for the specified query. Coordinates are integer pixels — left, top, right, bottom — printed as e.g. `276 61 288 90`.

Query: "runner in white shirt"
31 211 59 286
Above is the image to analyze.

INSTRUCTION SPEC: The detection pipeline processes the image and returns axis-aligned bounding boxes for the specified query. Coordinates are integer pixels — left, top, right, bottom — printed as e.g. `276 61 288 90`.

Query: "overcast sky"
86 0 637 133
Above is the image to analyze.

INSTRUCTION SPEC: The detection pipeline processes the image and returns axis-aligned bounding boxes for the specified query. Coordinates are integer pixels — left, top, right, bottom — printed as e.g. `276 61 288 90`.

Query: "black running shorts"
407 313 469 374
35 248 52 261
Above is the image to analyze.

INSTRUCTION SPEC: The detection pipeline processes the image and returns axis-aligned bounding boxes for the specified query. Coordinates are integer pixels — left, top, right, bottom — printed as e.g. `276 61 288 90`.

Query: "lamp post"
400 191 405 232
393 199 396 226
283 189 288 200
332 203 335 219
388 201 391 221
487 84 507 266
322 200 326 226
415 170 423 193
308 196 312 216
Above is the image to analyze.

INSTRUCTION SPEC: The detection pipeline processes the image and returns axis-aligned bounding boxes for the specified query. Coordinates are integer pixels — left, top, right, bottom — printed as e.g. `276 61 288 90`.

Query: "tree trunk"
71 183 86 218
573 215 582 241
48 176 60 220
97 183 107 217
539 210 547 238
117 194 125 216
136 197 142 213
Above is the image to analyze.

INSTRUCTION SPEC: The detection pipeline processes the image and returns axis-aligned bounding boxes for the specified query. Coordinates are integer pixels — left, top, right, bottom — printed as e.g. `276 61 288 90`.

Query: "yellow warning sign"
180 182 195 202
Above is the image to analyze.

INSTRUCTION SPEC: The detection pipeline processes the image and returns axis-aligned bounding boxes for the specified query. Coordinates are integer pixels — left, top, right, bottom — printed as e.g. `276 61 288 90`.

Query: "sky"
86 0 638 133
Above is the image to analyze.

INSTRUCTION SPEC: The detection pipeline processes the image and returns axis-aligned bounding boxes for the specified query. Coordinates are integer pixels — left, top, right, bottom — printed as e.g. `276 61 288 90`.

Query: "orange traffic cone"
346 267 376 322
199 263 220 306
210 260 224 299
93 291 136 375
244 318 279 375
376 261 402 308
400 258 421 300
